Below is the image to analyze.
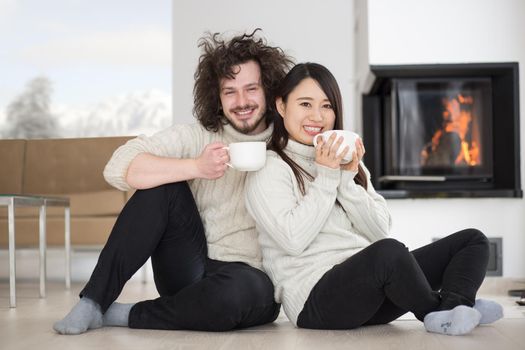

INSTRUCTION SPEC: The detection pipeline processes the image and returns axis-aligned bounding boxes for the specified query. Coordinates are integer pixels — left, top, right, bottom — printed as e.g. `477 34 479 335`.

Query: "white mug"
223 141 266 171
313 130 360 164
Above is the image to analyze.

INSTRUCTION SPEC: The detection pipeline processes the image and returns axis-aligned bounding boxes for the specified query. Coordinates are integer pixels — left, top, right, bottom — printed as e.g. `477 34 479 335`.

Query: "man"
54 29 293 334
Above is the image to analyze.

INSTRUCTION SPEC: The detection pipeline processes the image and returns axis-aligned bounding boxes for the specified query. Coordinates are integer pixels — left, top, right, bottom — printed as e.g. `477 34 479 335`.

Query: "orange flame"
421 94 480 166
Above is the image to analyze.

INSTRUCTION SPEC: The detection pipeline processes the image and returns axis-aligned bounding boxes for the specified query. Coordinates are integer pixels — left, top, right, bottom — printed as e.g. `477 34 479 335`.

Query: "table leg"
39 204 47 298
8 198 16 308
65 206 71 289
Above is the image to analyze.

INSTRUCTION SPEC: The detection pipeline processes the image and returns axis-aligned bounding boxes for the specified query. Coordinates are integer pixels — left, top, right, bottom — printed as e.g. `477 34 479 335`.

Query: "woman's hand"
315 133 349 169
341 138 365 172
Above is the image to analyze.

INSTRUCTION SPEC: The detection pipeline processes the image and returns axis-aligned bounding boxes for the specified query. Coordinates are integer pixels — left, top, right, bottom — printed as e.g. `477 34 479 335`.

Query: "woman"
245 63 502 335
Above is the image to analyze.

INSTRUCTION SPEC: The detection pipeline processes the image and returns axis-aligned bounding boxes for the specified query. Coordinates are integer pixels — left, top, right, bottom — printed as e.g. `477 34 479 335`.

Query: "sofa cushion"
23 137 132 194
62 190 128 216
0 190 128 218
0 216 117 247
0 140 25 194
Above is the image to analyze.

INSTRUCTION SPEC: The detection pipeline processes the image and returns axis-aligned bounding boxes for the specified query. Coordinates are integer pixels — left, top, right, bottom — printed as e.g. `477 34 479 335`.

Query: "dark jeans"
297 229 489 329
80 182 280 331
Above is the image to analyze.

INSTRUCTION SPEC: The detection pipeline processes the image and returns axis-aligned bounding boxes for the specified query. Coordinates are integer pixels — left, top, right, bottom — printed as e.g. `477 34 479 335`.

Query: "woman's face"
276 78 336 145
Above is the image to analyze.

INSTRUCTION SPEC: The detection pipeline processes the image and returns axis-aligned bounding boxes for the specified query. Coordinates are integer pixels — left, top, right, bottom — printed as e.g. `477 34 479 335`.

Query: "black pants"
80 182 280 331
297 230 489 329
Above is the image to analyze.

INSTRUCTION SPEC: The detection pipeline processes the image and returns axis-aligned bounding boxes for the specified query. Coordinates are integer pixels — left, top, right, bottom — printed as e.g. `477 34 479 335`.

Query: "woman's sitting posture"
245 62 503 335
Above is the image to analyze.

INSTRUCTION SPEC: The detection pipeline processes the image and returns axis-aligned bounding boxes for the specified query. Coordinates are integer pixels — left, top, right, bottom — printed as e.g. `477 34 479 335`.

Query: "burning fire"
421 94 480 167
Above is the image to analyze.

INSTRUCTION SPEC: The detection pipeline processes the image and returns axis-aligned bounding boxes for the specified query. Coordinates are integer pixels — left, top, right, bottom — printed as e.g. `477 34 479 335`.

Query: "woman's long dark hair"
269 62 368 195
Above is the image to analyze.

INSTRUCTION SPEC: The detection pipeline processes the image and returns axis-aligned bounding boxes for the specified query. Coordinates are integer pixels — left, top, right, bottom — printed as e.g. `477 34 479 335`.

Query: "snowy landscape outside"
0 0 172 139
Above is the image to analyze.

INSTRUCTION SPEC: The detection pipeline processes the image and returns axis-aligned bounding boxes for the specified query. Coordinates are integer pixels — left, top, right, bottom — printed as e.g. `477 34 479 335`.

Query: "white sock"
473 299 503 324
53 297 103 335
423 305 481 336
103 302 134 327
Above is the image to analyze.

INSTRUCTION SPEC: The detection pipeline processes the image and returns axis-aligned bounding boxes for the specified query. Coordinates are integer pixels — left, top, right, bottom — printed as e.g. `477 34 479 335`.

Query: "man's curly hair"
193 29 294 132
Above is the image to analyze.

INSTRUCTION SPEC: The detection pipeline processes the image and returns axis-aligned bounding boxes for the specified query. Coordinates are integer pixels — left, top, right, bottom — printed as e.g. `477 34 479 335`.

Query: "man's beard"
229 115 266 134
225 105 267 134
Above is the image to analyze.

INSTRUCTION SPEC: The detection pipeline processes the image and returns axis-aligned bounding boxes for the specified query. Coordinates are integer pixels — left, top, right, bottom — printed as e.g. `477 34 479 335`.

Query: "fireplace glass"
386 78 493 179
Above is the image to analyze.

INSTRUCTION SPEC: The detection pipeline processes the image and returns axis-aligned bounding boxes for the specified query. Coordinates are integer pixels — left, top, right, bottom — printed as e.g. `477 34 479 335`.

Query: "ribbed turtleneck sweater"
245 139 391 326
103 122 274 269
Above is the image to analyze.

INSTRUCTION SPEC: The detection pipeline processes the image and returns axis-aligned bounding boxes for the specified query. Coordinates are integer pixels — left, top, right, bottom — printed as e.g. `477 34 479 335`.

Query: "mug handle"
222 146 234 168
313 134 323 147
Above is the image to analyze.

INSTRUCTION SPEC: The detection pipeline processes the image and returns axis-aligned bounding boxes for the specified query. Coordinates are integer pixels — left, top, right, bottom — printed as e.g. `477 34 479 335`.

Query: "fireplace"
362 63 521 198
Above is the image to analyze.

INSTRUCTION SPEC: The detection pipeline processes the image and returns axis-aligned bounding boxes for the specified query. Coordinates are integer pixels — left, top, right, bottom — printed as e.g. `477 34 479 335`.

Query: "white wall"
359 0 525 277
172 0 525 278
173 0 357 129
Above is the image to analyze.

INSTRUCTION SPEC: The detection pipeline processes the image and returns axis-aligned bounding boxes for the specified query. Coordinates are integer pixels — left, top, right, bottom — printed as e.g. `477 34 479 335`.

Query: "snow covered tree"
5 76 60 138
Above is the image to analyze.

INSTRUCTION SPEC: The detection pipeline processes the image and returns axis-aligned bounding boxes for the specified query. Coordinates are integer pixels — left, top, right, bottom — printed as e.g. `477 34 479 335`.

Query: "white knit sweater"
245 140 391 326
103 122 274 269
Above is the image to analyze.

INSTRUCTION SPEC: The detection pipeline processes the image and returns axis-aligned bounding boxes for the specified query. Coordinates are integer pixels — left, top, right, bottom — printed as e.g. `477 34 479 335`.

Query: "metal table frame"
0 195 70 307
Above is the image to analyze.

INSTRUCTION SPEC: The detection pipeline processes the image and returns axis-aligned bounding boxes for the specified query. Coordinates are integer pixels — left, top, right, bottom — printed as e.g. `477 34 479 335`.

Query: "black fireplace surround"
362 62 521 198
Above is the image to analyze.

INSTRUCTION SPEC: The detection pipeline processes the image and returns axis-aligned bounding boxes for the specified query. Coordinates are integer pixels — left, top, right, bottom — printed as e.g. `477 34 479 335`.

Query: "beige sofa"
0 137 133 248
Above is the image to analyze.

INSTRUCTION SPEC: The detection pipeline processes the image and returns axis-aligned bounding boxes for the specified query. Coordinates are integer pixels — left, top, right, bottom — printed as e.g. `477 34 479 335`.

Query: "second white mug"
313 130 361 164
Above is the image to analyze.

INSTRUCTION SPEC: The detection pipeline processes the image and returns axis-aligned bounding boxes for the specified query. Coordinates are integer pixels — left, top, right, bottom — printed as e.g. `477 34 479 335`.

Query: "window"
0 0 172 138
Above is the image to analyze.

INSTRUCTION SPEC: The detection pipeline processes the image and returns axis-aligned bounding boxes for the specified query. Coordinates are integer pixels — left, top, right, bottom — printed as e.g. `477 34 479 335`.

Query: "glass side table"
0 194 70 307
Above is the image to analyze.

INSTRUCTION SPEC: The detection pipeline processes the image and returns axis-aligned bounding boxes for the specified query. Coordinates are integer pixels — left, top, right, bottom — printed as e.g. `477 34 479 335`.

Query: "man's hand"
195 142 230 179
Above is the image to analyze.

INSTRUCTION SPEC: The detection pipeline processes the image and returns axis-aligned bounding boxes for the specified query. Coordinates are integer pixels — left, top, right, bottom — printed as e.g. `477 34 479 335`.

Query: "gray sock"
474 299 503 324
423 305 481 336
103 302 135 327
53 297 103 335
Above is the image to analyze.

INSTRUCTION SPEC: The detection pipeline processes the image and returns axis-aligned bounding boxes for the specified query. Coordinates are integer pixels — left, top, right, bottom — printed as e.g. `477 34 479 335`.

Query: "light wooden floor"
1 279 525 350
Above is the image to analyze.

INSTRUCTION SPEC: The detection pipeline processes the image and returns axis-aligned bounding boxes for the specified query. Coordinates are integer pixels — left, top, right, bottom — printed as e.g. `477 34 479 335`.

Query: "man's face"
219 60 267 135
